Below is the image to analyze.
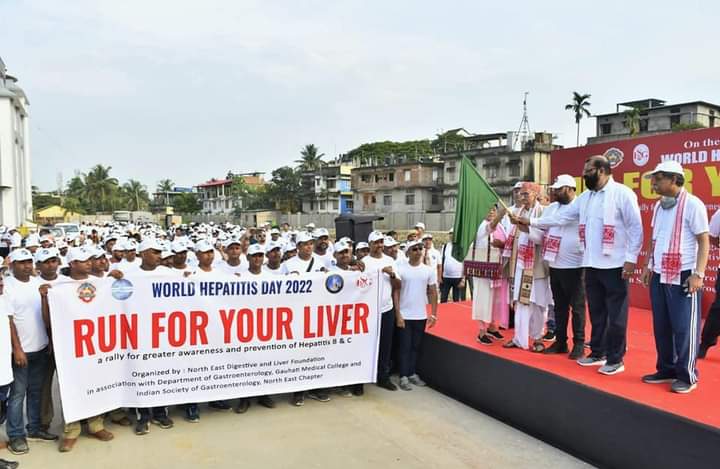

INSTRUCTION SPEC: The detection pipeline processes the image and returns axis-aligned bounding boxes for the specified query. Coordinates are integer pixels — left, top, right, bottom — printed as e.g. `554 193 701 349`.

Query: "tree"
672 121 707 132
122 179 150 211
157 179 174 206
565 92 592 146
431 131 466 153
83 165 119 212
267 166 302 213
623 107 641 136
347 140 434 164
173 193 201 214
295 144 325 172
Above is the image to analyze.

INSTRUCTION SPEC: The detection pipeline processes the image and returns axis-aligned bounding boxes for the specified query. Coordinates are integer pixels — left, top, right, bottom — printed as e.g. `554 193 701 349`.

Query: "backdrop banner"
551 127 720 311
49 271 381 422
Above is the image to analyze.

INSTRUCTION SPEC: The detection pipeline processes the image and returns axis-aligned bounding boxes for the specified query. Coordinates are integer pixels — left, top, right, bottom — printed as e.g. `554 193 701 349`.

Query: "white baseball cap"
34 247 60 263
248 244 264 256
333 241 351 253
414 222 426 230
270 228 280 235
92 247 107 259
644 160 684 179
383 236 398 247
421 233 433 240
513 181 524 189
9 248 33 263
368 231 384 243
265 242 282 253
138 238 163 253
222 238 242 248
355 242 369 250
314 228 329 238
305 223 316 229
194 240 214 253
283 242 297 254
296 232 314 244
67 247 93 263
550 174 577 189
171 240 188 253
405 240 423 251
161 250 175 260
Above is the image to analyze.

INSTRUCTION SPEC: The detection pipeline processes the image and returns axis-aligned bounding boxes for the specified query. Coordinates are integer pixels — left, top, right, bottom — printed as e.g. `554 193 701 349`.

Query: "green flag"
451 156 501 261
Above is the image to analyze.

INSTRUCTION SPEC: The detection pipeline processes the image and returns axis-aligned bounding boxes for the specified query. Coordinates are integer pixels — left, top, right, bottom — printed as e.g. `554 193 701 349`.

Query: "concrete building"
301 162 354 214
440 132 557 211
589 98 720 144
0 58 33 227
196 171 265 215
351 159 444 213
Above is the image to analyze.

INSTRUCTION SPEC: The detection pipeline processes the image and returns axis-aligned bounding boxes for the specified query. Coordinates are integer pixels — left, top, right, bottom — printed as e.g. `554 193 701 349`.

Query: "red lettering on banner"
189 310 209 345
221 307 294 343
354 303 369 333
303 303 371 338
219 308 235 343
74 319 95 357
73 314 138 357
151 312 166 348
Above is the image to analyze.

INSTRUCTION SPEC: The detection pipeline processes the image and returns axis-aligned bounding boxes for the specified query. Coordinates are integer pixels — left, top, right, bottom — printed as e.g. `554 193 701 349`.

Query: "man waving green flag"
451 156 502 261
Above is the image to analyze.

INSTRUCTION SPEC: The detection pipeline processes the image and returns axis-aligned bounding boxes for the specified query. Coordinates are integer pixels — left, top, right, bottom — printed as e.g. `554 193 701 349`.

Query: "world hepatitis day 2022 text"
72 278 372 362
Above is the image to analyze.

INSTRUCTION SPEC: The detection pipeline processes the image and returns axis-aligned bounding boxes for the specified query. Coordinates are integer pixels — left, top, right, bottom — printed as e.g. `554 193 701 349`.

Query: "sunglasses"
409 246 423 252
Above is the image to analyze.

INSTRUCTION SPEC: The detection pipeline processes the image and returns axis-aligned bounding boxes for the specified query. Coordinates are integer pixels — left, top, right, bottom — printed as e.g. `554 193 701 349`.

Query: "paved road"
2 384 593 469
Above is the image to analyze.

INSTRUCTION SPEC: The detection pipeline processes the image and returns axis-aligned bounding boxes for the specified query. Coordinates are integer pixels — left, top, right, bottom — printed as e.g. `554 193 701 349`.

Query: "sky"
1 0 718 192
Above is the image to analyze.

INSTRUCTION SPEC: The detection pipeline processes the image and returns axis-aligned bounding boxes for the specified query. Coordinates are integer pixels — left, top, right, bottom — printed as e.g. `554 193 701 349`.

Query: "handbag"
463 236 501 279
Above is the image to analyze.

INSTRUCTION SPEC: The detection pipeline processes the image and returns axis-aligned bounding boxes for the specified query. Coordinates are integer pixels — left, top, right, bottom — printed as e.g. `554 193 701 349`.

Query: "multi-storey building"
196 171 264 215
301 162 354 214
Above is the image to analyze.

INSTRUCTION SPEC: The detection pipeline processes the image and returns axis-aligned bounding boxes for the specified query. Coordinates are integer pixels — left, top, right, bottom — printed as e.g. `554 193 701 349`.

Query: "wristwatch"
691 270 705 280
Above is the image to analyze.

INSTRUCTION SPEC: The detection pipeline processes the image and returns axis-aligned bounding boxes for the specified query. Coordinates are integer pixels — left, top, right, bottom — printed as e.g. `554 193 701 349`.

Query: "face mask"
660 196 677 210
583 172 599 191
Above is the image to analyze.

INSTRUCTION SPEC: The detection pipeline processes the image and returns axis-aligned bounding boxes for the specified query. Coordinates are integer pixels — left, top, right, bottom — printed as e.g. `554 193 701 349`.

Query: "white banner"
48 271 381 422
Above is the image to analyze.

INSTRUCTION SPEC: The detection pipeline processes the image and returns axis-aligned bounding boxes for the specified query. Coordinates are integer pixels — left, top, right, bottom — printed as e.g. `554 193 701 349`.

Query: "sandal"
503 340 518 349
532 342 546 353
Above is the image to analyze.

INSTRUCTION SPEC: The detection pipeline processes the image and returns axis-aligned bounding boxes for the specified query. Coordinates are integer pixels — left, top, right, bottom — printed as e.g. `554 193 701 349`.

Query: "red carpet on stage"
429 301 720 430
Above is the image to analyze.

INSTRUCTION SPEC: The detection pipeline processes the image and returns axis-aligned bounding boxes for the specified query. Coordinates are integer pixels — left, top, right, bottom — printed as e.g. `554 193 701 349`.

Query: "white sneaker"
398 377 412 391
408 374 426 386
598 362 625 375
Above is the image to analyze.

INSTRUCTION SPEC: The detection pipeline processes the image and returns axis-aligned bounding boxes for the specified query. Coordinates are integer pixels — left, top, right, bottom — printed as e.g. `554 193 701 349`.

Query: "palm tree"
295 144 325 172
623 107 641 136
565 92 592 146
83 165 119 212
122 179 149 211
157 179 174 205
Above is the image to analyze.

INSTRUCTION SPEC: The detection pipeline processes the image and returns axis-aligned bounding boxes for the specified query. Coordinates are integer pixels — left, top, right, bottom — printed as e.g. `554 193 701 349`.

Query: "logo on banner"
325 274 344 294
111 279 134 300
603 147 624 168
633 144 650 167
356 274 373 290
77 282 97 303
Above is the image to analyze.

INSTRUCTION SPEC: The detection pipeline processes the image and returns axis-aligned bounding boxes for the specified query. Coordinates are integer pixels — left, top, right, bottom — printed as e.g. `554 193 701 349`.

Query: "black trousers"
377 308 396 382
585 267 628 365
440 277 464 303
700 268 720 347
398 319 427 378
549 267 587 346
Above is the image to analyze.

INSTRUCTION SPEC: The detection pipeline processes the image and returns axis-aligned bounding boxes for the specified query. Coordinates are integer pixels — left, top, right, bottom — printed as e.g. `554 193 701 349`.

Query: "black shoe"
134 420 150 436
235 398 250 414
151 415 174 429
542 330 556 341
7 438 28 455
698 343 710 359
642 373 676 384
569 343 585 360
307 390 331 402
377 379 397 391
671 380 697 394
209 400 231 411
258 395 276 409
291 392 305 407
476 335 493 345
27 430 59 441
0 459 19 469
351 384 364 396
544 342 569 354
184 406 200 423
487 330 504 340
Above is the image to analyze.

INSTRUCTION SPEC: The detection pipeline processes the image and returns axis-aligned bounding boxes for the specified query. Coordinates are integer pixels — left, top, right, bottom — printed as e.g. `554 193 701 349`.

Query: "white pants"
512 302 547 349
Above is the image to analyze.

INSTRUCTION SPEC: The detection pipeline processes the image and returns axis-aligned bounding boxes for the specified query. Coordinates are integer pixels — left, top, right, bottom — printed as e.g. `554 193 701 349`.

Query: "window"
384 194 392 206
639 119 649 132
332 200 338 210
670 115 681 126
485 165 498 180
361 175 371 183
319 201 326 210
508 162 520 178
710 110 716 127
375 174 380 183
404 169 411 182
431 194 439 205
432 169 439 181
388 172 395 182
310 201 315 210
346 201 354 211
405 190 415 206
446 165 455 173
670 107 681 114
371 195 376 204
601 123 612 135
327 179 336 189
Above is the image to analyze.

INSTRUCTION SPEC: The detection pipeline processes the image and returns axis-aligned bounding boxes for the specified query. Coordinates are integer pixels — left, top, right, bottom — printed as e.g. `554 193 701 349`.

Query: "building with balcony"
440 131 557 211
301 163 354 214
0 58 33 227
351 159 444 213
195 171 265 215
589 98 720 144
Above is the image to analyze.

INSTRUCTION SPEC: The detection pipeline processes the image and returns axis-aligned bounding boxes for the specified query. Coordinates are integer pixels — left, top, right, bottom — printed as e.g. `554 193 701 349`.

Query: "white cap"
513 181 524 190
448 227 454 233
138 238 163 252
270 228 280 235
414 222 425 230
39 235 54 245
222 238 242 248
333 241 351 253
283 242 297 254
405 240 423 251
644 161 684 179
9 248 33 263
25 237 40 248
125 239 138 251
314 228 329 238
161 250 175 260
171 240 188 253
265 242 282 253
92 247 107 259
305 223 316 229
550 174 577 189
296 232 314 244
383 236 398 247
248 244 264 256
368 230 384 243
56 239 68 250
421 233 433 240
67 247 93 263
194 239 214 253
339 236 353 244
355 242 369 250
34 247 60 263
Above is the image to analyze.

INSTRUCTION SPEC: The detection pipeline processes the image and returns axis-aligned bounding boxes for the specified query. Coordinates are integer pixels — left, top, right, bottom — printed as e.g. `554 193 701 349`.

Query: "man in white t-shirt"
0 274 19 469
5 249 57 454
438 228 465 303
263 242 284 275
216 238 248 276
640 162 709 394
395 240 438 391
699 208 720 359
281 233 324 275
362 232 401 391
312 228 334 269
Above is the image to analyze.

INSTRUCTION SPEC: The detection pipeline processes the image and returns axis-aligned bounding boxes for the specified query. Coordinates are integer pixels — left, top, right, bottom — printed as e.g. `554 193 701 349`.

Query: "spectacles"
409 247 423 252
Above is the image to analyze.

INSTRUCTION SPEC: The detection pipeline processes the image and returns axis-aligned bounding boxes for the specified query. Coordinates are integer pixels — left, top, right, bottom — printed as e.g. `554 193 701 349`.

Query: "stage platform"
417 301 720 469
